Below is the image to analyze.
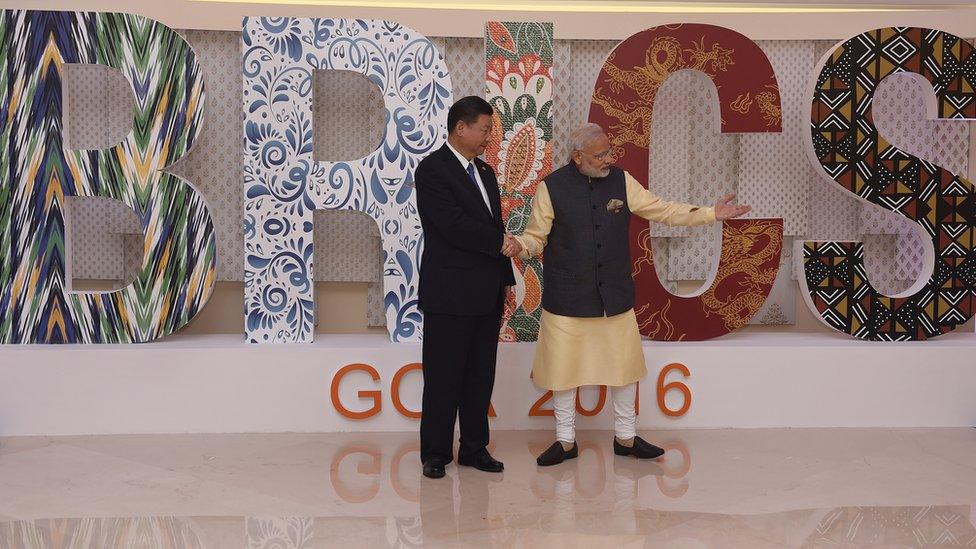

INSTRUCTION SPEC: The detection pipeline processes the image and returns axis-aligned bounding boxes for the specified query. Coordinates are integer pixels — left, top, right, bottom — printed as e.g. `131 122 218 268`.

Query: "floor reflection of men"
419 468 494 544
524 436 673 544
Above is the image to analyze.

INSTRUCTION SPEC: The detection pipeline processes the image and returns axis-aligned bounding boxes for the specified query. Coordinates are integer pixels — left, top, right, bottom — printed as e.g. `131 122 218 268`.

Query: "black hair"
447 96 493 134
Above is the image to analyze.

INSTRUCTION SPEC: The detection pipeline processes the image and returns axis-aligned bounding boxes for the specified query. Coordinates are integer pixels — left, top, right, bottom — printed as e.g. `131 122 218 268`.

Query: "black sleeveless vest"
542 164 633 317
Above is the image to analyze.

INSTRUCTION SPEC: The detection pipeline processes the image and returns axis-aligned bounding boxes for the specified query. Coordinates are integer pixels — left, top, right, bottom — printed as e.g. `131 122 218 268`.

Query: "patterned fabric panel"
0 11 216 343
483 21 554 342
803 27 976 340
587 24 785 340
242 18 450 343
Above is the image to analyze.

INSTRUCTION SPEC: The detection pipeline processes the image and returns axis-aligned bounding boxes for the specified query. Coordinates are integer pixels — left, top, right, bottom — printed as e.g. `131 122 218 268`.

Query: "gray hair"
569 123 606 160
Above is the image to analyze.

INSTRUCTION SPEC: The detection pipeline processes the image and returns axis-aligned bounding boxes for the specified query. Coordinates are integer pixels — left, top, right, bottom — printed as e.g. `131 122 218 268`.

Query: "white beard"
580 165 611 178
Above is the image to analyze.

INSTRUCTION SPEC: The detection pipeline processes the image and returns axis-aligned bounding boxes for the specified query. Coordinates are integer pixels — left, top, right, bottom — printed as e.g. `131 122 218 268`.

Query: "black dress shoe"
613 436 665 459
536 441 578 466
457 449 504 472
422 458 447 479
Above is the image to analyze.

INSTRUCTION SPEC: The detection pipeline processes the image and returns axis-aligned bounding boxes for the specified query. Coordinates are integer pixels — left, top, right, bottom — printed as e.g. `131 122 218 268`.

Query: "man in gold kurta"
510 123 751 466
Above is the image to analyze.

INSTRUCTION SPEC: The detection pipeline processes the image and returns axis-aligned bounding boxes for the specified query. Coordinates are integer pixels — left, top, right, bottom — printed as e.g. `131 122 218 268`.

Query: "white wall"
1 333 974 436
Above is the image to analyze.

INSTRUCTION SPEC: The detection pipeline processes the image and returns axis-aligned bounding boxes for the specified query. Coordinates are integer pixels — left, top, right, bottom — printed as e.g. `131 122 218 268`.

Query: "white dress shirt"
446 141 492 216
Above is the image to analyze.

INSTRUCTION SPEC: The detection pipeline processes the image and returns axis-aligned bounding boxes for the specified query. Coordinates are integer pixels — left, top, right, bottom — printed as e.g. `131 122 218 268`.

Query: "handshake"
500 233 523 258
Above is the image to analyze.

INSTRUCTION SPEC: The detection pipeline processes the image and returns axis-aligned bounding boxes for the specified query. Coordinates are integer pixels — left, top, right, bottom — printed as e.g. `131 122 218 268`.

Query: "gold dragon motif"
699 221 782 330
755 90 781 127
591 36 735 160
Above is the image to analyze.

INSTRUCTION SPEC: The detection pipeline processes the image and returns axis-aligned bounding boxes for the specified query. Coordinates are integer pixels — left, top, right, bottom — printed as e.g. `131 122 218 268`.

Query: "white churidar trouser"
552 382 637 443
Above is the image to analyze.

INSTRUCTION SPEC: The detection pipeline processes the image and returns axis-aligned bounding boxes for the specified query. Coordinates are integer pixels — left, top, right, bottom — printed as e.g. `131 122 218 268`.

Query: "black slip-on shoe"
536 441 579 466
613 436 665 459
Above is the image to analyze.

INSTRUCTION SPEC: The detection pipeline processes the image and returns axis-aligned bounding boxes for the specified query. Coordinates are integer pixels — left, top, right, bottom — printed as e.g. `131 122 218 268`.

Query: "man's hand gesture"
714 193 751 220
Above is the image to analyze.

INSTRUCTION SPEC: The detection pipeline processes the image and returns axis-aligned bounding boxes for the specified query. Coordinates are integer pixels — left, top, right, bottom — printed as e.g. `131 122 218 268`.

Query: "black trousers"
420 294 503 464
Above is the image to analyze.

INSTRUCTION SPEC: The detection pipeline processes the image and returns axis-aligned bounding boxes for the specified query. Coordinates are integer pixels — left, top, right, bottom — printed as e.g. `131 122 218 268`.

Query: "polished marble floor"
1 428 975 547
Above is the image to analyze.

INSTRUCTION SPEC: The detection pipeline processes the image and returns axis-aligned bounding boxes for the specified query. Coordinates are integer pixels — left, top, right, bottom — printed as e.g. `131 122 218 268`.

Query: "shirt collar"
446 140 475 170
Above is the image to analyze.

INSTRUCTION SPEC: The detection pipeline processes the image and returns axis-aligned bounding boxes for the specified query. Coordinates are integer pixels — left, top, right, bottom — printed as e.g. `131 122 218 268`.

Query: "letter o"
391 362 422 419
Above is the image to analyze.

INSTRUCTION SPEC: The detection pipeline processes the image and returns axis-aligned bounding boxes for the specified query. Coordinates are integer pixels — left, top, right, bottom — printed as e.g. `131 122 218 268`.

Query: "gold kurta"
514 171 716 391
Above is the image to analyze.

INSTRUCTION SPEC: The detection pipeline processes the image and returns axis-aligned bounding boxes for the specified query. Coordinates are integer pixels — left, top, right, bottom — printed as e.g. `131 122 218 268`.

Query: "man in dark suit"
415 96 519 479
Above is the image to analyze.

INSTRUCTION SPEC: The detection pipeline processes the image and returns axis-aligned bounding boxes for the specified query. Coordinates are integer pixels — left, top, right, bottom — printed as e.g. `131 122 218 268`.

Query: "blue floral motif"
243 18 451 343
259 17 304 62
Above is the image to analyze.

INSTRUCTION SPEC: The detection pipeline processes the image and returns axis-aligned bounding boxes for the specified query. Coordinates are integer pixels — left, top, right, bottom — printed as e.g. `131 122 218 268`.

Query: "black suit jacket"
416 143 516 315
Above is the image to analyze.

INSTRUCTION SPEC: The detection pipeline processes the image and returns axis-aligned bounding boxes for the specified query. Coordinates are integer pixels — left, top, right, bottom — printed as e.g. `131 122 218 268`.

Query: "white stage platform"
1 332 975 436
